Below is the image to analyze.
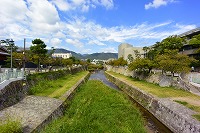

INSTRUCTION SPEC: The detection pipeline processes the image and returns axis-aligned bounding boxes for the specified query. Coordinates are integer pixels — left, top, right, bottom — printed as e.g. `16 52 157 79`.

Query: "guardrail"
0 69 24 84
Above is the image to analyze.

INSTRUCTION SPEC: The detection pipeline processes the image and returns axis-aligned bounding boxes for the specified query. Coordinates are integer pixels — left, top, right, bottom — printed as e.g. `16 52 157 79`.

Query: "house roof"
0 51 9 55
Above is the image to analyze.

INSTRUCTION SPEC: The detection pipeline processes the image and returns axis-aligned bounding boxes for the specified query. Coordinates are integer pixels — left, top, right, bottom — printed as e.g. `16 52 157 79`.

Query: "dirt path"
170 97 200 106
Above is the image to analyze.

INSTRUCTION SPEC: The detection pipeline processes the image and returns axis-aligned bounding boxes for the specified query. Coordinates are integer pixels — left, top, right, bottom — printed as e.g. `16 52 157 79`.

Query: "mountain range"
51 48 118 60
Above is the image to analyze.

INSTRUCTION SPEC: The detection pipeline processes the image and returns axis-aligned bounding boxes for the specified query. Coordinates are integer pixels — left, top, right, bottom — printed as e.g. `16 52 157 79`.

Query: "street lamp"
1 39 14 71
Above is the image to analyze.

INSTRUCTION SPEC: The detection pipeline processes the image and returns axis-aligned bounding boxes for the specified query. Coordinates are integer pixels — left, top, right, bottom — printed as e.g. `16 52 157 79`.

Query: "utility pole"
23 38 26 72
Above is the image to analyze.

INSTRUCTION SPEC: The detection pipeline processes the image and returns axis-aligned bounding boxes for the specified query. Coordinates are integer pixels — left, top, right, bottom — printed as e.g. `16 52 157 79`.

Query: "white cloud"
100 47 117 53
65 38 83 48
145 0 176 10
0 0 28 23
50 38 62 47
51 0 72 11
88 40 106 46
51 0 114 12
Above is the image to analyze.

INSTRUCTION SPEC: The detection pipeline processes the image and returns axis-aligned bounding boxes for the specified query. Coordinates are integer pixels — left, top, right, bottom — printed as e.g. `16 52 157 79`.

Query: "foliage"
134 50 141 58
155 52 193 73
0 117 22 133
107 57 127 66
128 58 155 72
148 36 185 59
42 80 146 133
189 34 200 47
127 54 133 63
30 39 47 70
87 64 103 71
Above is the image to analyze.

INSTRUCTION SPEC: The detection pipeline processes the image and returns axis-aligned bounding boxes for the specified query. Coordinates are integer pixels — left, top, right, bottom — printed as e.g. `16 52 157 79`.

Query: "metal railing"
0 69 24 84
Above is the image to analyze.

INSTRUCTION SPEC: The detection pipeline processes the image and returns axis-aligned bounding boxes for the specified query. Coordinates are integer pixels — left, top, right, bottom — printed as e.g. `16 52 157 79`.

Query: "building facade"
52 53 72 59
0 46 9 66
179 27 200 59
118 43 144 60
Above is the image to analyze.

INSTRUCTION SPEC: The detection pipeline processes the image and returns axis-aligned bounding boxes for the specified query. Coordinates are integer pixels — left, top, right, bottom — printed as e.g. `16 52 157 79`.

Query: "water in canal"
89 70 172 133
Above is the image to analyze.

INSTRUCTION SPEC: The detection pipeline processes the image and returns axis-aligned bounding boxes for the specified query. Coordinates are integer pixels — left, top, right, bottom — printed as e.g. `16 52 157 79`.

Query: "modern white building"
52 53 72 59
118 43 144 60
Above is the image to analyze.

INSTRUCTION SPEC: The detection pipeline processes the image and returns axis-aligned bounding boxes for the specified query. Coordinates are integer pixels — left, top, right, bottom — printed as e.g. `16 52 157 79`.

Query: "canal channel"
89 70 172 133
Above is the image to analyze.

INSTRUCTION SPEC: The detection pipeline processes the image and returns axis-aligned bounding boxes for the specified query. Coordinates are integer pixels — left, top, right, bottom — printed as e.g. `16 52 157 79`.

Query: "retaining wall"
0 66 86 111
105 72 200 133
0 80 28 111
31 72 90 133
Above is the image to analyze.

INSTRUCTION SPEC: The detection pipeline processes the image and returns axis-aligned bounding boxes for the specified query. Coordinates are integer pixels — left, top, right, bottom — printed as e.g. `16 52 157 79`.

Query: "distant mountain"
49 48 118 60
83 53 118 60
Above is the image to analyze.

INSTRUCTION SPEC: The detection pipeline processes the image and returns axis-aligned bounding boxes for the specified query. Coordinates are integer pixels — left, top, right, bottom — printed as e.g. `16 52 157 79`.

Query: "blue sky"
0 0 199 54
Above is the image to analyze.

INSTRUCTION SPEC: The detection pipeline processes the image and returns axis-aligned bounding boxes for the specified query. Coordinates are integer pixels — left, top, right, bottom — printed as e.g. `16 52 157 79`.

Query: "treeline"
3 39 89 70
107 34 200 74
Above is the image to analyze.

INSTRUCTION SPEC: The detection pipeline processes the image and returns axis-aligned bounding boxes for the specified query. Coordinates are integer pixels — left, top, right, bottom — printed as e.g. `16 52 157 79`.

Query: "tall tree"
30 39 47 71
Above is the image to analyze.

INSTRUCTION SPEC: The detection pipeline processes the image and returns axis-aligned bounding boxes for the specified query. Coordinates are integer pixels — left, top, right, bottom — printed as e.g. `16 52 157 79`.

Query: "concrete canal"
89 70 172 133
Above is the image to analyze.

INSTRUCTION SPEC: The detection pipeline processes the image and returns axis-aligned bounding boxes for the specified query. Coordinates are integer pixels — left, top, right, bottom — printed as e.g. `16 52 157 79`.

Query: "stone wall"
106 65 193 90
105 72 200 133
0 66 87 111
0 80 28 111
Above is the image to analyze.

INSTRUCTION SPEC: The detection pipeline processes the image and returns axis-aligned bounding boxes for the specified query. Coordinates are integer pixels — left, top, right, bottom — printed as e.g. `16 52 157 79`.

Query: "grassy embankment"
42 80 146 133
0 117 22 133
106 71 200 121
29 71 89 98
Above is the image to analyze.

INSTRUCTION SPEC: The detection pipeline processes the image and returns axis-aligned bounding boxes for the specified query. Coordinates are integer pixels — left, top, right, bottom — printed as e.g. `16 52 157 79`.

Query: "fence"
0 69 24 84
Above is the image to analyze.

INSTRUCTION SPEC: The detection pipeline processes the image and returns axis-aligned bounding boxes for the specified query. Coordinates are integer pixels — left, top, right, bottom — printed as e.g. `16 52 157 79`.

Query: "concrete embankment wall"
0 80 28 111
0 67 86 111
105 72 200 133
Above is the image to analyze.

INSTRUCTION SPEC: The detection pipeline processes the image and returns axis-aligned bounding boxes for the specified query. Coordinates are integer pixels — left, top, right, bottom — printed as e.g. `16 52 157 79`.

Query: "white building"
118 43 144 60
52 53 72 59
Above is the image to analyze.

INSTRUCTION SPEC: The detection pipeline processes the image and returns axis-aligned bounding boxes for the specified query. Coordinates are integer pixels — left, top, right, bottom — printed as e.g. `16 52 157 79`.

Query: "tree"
128 58 155 73
127 54 133 63
30 39 47 71
134 50 141 58
155 53 193 74
143 46 149 58
189 34 200 47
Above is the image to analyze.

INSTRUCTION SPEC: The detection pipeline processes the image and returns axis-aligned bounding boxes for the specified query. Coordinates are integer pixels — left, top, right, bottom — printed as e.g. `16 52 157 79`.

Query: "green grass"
42 80 146 133
0 117 22 133
193 115 200 121
29 71 89 98
106 71 200 99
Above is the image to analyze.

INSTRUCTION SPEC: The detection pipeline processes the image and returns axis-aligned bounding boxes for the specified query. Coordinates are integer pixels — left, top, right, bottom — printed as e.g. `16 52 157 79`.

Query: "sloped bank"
30 72 90 133
105 72 200 133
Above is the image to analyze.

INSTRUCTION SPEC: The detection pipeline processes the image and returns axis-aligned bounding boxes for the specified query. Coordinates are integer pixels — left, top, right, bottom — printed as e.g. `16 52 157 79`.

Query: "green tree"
127 54 133 63
128 58 155 73
189 34 200 47
134 50 141 58
30 39 47 71
155 53 193 74
143 46 149 58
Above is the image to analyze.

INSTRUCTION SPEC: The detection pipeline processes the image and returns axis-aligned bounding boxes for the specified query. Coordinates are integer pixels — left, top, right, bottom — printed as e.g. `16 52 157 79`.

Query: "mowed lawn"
42 80 146 133
29 71 89 98
106 71 200 121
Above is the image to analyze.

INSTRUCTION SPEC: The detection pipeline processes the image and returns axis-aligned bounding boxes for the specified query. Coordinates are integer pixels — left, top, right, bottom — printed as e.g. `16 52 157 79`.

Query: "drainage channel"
89 70 172 133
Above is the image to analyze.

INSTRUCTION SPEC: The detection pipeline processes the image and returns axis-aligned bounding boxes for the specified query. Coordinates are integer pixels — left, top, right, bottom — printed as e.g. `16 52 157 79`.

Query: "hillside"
49 48 117 60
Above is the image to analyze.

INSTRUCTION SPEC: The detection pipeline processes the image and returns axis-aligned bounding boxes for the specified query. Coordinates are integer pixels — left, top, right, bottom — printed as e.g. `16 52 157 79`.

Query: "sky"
0 0 200 54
